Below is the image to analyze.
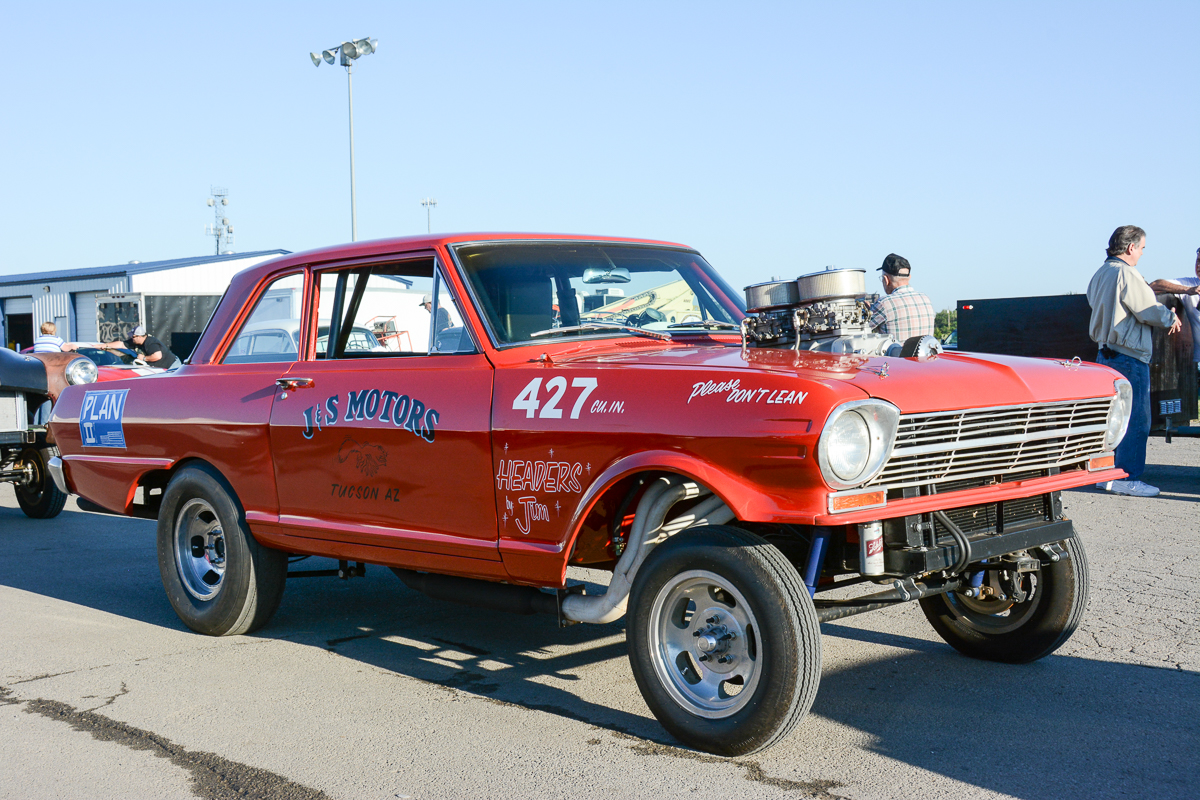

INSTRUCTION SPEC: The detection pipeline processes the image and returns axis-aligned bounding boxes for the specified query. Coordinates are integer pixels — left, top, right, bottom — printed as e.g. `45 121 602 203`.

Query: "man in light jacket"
1087 225 1180 497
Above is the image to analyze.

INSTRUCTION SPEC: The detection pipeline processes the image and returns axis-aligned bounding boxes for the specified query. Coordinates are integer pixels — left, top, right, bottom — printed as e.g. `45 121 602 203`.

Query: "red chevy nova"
48 233 1130 755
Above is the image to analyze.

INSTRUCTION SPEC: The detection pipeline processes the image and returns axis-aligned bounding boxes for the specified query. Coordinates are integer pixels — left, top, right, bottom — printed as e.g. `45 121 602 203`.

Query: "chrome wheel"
174 498 226 601
648 569 762 719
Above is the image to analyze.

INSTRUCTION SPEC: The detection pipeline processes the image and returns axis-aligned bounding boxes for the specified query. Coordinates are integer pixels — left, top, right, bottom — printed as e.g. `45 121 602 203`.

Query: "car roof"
195 233 699 366
230 233 696 286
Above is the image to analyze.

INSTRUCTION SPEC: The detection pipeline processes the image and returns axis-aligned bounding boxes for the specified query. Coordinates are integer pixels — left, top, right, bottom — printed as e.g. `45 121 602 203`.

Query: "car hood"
557 344 1122 412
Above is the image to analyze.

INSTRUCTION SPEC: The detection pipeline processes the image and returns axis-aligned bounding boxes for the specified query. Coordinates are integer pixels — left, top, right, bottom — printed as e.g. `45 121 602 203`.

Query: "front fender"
500 449 768 587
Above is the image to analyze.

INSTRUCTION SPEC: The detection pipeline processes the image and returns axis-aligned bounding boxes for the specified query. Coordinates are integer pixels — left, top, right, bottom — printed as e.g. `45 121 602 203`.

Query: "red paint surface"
50 234 1127 588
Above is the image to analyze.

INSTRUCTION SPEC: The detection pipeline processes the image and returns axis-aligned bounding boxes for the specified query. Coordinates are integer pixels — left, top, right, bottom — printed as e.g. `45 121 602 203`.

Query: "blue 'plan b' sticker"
79 388 130 448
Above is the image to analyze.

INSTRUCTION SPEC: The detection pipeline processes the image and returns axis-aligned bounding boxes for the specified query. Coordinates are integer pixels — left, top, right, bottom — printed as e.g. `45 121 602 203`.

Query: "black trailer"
95 292 222 360
957 293 1197 433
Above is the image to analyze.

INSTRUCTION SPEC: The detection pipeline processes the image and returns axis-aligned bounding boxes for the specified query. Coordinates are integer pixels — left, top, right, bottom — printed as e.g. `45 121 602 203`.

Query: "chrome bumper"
47 456 70 495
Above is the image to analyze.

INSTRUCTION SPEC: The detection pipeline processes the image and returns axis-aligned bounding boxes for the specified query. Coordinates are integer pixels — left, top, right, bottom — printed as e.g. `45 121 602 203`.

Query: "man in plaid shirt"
869 253 935 342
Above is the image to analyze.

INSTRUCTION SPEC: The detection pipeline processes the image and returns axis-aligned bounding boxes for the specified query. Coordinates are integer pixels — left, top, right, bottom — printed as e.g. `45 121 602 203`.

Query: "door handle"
276 377 315 391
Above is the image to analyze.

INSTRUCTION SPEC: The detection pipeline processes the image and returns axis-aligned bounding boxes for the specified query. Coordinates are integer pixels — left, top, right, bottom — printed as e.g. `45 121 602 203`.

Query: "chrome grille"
868 397 1112 490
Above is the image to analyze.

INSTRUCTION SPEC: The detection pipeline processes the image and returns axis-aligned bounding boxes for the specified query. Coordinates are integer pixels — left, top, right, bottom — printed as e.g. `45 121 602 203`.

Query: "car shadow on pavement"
0 506 187 630
0 509 671 742
817 623 1199 799
264 559 670 742
5 505 1197 797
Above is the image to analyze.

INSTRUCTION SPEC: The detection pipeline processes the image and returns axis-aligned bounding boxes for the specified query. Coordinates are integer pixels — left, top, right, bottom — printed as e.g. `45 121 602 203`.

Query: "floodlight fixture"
309 36 378 242
312 38 377 67
422 198 438 234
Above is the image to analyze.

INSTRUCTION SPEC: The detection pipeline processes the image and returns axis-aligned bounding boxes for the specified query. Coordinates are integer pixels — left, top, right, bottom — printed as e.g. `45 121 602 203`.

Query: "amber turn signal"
1087 454 1115 471
828 490 886 514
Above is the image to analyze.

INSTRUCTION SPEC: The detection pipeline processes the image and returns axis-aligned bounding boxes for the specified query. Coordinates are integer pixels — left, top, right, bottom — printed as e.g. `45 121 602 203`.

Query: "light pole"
422 198 437 233
310 37 378 242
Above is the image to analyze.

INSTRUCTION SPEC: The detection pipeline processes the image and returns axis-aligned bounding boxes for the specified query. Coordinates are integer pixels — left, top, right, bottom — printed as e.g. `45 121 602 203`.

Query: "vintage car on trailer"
48 233 1131 755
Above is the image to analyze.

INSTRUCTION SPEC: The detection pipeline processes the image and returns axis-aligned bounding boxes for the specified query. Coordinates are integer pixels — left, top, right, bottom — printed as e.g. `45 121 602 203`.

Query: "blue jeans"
1096 350 1150 481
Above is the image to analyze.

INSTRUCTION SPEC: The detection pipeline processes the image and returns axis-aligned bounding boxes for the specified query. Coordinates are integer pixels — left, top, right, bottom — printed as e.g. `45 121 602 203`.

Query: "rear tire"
157 464 287 636
919 537 1088 663
16 446 67 519
626 525 821 756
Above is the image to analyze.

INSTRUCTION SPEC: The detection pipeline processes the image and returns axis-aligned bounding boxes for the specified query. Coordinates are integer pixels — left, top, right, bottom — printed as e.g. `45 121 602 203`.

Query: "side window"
313 259 475 359
224 273 304 364
431 272 475 354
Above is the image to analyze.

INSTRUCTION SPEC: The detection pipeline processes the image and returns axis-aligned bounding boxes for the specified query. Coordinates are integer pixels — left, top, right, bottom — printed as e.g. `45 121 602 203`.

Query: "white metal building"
0 250 288 350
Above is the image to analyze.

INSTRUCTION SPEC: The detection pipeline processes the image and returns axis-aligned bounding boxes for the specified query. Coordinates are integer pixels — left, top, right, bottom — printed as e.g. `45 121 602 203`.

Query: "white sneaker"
1105 480 1160 497
1095 481 1111 490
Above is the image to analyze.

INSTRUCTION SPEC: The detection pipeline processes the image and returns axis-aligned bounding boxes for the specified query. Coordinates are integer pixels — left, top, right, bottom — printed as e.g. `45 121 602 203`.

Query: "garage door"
74 292 102 342
4 296 33 315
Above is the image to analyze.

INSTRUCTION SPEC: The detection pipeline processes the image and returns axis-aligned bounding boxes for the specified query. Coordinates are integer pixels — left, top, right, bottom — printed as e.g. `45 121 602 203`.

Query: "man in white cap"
100 324 181 369
420 294 451 335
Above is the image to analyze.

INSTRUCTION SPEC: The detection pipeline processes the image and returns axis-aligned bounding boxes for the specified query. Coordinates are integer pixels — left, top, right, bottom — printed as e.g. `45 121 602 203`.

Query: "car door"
268 254 499 563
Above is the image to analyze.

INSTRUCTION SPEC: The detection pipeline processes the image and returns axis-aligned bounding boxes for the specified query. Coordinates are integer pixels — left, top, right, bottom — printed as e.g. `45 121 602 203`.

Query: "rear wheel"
157 464 287 636
16 446 67 519
627 525 821 756
919 537 1089 663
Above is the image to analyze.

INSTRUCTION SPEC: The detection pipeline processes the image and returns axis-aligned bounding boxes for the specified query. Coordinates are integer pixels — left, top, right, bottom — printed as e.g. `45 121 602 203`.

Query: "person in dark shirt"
420 294 451 335
100 325 181 369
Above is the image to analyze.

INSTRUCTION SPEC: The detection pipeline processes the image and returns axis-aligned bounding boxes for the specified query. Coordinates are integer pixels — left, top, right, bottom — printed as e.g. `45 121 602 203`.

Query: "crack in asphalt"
324 633 374 648
430 637 492 657
0 686 331 800
11 670 78 684
615 732 847 796
81 681 129 712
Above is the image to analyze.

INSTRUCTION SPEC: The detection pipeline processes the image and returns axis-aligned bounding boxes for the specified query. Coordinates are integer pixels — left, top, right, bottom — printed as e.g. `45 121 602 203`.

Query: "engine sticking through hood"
741 268 942 358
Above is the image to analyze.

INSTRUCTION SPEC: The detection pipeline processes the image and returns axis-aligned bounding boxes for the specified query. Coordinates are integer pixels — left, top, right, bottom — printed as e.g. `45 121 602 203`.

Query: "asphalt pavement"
2 437 1197 800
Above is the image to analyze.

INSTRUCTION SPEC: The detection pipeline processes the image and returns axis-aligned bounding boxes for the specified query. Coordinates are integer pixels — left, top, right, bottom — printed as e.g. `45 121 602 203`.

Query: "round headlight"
817 399 902 490
826 411 871 481
65 357 99 385
1104 378 1132 449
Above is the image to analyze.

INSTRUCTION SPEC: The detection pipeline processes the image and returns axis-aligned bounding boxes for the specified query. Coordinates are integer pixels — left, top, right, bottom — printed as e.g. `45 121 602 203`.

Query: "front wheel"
626 525 822 756
157 464 287 636
16 446 68 519
919 536 1089 663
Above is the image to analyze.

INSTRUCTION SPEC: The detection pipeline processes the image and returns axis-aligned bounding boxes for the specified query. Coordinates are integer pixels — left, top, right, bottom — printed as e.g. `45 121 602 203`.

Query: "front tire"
157 464 287 636
919 536 1089 663
627 525 821 756
16 446 67 519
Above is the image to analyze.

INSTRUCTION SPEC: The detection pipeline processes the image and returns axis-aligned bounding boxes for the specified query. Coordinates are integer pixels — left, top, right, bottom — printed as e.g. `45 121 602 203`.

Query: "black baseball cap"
878 254 911 276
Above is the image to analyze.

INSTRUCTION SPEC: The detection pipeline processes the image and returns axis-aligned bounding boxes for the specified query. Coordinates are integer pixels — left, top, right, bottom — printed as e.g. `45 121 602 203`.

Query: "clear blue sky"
2 1 1196 313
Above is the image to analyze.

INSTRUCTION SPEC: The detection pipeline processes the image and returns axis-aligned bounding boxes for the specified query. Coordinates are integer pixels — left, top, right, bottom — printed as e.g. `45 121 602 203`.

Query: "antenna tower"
205 186 235 254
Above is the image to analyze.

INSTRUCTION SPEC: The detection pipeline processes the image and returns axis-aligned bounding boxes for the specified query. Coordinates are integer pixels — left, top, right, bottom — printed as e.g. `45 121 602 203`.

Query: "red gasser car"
48 234 1131 755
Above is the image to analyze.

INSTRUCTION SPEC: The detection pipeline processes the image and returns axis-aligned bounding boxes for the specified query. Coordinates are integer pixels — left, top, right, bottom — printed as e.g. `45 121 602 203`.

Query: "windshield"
76 347 136 366
451 242 745 345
